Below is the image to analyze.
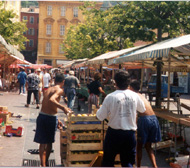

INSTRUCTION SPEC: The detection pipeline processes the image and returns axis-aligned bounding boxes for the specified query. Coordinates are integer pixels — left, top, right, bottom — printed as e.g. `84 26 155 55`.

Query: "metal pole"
100 64 103 83
167 54 171 110
140 61 144 91
84 67 86 84
79 67 81 81
87 66 89 84
112 68 114 80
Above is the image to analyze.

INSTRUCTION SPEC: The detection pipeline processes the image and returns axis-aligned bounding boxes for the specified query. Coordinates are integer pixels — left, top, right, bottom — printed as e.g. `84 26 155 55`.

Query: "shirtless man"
34 73 72 167
129 80 161 168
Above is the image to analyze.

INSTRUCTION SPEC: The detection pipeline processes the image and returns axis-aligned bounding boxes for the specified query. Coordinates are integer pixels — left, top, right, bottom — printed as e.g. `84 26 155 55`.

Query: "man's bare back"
41 85 68 115
138 93 155 116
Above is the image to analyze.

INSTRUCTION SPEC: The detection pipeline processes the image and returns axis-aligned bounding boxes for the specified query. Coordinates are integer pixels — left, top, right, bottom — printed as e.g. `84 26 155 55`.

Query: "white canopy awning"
87 45 145 65
0 35 25 65
112 35 190 64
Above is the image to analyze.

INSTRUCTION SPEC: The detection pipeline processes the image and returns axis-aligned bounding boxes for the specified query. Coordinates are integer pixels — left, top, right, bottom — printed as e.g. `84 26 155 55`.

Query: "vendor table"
154 109 188 124
154 108 189 158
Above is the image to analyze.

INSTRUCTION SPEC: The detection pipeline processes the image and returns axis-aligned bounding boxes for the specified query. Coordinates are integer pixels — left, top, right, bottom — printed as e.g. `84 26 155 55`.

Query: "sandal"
25 104 29 108
36 106 40 109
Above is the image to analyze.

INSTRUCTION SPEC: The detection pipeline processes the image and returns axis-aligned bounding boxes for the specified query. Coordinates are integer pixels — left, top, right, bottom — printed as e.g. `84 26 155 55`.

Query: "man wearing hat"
64 70 80 110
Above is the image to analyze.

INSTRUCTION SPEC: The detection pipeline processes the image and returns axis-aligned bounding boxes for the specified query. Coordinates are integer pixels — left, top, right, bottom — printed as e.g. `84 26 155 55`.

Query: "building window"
29 39 34 47
61 6 66 16
47 5 52 16
44 59 52 65
30 8 34 12
46 24 51 35
73 7 78 17
23 31 27 35
46 42 51 53
30 16 34 24
23 41 27 47
28 28 35 35
23 16 27 21
60 25 65 36
59 44 64 54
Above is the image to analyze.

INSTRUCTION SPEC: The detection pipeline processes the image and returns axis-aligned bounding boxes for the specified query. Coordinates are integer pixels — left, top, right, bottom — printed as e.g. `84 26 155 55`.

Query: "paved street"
0 91 190 167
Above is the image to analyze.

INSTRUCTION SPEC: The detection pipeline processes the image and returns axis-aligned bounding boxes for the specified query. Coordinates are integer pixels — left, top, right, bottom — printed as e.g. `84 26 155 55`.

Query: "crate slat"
69 116 99 122
67 153 98 161
68 133 103 141
68 142 103 151
68 124 103 131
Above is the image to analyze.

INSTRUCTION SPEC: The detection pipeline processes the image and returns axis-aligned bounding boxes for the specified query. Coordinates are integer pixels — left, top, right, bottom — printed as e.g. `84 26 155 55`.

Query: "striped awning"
111 34 190 65
87 45 145 65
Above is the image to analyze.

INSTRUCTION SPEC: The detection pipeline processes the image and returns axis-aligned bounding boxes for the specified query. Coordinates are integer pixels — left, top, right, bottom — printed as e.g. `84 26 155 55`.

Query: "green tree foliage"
0 2 28 50
116 1 190 42
64 2 133 59
63 1 190 59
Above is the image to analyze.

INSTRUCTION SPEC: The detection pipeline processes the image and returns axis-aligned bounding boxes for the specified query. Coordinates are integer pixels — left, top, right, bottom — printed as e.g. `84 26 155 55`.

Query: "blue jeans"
19 83 25 94
66 88 76 110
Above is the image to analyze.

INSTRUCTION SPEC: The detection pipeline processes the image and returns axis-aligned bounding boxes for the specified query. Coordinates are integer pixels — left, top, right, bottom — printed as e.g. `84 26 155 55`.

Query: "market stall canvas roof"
0 35 27 66
110 34 190 72
87 45 145 65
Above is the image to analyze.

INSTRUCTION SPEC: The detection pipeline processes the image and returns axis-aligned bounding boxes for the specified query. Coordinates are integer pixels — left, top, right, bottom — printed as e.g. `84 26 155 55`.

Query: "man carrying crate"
96 70 146 167
34 73 72 167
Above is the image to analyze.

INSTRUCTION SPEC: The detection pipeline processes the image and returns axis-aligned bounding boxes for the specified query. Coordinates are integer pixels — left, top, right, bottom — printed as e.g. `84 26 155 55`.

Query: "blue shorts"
137 115 161 145
34 113 58 144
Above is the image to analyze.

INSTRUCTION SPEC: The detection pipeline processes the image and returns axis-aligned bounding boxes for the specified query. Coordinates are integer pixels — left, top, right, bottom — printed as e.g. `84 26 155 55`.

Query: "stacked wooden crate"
61 115 105 167
60 129 67 165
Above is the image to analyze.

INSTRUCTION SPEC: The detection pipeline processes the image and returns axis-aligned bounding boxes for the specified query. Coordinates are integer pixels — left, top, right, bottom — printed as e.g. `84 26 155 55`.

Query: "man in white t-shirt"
42 69 51 93
96 70 146 167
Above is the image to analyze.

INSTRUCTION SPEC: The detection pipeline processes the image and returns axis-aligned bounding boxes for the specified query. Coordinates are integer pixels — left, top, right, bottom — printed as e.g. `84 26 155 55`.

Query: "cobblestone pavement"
0 91 190 167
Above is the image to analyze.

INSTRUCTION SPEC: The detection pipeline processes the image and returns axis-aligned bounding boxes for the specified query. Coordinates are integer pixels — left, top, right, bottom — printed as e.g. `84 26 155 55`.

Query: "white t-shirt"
43 73 51 87
96 89 146 131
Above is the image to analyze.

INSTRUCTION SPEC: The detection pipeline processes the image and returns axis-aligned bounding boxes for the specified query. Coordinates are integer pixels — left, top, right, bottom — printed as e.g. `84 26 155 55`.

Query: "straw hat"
69 70 74 75
37 68 41 72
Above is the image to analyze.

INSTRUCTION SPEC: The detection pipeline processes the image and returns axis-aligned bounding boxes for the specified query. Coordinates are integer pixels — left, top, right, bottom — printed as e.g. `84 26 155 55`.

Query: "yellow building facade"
37 1 92 67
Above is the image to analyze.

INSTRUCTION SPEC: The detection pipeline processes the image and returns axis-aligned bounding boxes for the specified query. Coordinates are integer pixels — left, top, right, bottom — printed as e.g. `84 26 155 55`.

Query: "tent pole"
156 58 162 108
3 54 5 79
87 66 89 84
167 54 171 110
84 67 86 84
100 64 103 83
79 67 81 81
112 68 114 80
140 61 144 91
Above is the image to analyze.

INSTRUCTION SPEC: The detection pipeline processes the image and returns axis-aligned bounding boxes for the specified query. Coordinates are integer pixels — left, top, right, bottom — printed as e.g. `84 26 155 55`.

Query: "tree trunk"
156 27 162 107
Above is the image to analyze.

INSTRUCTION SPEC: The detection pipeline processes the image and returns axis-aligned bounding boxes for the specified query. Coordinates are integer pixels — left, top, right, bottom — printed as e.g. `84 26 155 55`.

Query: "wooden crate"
60 129 67 161
68 132 103 141
63 115 105 167
0 106 8 112
152 140 174 150
0 112 9 124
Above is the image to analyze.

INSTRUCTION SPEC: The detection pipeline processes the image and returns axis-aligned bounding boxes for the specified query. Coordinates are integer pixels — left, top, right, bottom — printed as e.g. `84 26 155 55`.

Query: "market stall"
75 46 147 99
109 34 190 109
0 35 31 91
108 35 190 160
